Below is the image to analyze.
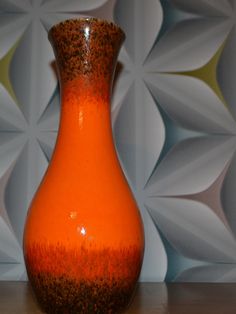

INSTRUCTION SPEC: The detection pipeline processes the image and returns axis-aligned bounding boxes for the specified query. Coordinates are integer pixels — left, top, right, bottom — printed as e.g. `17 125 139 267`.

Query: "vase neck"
48 18 125 96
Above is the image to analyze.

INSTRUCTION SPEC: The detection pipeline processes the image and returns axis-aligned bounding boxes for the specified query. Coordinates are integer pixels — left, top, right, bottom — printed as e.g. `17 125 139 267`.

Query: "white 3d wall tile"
1 0 236 282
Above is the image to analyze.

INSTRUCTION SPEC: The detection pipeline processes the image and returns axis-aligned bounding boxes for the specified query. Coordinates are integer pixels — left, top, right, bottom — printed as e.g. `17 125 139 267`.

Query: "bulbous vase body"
23 18 144 314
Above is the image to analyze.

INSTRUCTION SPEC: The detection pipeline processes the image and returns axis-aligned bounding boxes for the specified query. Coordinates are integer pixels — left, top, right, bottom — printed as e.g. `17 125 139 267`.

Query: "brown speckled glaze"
48 18 125 84
25 244 142 314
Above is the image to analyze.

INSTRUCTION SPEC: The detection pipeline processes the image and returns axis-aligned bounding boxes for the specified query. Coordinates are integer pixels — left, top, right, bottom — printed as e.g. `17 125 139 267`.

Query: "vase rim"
48 17 125 39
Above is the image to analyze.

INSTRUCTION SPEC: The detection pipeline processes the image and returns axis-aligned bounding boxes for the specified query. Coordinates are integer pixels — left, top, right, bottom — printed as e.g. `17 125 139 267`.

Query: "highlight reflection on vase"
23 18 144 314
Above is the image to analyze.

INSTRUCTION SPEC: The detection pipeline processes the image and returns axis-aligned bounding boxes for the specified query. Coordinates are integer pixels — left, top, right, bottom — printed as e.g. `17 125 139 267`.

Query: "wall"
0 0 236 282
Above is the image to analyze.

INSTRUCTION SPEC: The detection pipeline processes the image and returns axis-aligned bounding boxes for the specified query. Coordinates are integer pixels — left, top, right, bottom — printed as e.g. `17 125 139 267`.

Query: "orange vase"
23 18 144 314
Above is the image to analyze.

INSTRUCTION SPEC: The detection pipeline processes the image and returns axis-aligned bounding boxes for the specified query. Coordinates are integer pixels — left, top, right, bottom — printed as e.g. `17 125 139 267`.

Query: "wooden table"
1 282 236 313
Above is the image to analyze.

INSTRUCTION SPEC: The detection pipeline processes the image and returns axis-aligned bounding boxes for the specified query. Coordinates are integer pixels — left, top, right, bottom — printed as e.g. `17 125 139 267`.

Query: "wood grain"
1 282 236 313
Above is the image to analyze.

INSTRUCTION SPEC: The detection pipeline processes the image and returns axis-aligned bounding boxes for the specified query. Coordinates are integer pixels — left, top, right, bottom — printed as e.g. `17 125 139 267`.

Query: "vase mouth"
48 17 125 41
48 16 125 84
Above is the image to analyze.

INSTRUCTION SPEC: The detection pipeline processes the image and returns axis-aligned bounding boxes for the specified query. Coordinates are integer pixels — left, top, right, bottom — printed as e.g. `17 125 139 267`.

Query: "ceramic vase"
23 18 144 314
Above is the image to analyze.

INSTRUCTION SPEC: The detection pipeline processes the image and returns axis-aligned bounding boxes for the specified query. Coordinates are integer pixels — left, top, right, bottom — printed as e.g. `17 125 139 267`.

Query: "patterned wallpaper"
1 0 236 282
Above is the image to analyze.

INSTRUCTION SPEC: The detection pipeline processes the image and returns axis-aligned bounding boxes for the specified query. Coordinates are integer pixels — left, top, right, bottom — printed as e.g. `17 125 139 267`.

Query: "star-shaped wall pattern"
1 0 236 282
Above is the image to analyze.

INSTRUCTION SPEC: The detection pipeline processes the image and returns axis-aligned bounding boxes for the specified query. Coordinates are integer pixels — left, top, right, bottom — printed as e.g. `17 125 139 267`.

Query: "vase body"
23 18 144 314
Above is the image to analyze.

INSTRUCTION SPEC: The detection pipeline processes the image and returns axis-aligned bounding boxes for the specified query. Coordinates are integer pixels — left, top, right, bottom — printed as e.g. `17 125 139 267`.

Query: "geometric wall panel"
1 0 236 282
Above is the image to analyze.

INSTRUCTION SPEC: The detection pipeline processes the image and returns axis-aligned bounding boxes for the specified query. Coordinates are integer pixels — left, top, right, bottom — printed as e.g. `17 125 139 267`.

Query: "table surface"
1 282 236 313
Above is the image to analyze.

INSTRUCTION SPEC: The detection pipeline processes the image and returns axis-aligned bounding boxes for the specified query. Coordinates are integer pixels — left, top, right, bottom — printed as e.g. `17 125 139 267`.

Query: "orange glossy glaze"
24 76 144 252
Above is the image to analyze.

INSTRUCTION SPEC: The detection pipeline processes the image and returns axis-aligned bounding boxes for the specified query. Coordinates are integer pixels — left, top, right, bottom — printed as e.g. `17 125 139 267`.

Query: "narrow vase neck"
48 18 125 159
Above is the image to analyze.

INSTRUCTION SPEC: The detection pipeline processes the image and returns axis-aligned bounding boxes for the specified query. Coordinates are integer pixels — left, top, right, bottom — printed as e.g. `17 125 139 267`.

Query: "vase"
23 18 144 314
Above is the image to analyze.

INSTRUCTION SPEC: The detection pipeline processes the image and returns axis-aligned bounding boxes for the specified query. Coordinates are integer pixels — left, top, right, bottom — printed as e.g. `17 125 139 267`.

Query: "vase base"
25 243 142 313
31 273 135 314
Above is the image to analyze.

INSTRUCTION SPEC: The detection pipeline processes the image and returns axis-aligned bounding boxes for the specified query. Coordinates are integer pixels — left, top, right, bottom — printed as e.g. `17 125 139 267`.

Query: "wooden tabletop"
1 282 236 313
